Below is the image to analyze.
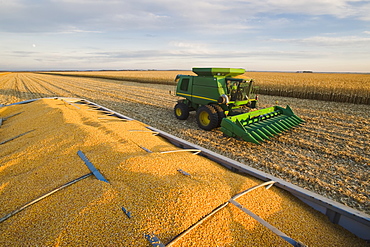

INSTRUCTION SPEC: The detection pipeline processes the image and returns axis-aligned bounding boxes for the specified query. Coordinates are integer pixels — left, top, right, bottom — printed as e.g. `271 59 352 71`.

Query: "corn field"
247 72 370 105
42 70 370 105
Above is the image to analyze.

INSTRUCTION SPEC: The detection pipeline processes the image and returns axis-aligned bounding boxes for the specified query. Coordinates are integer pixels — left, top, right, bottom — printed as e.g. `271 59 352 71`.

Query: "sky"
1 0 370 72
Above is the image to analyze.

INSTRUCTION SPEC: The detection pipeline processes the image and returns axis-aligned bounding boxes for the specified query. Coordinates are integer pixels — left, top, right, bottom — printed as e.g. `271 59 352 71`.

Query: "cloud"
169 41 208 50
1 0 369 35
1 45 366 72
70 48 324 62
1 0 369 72
237 0 370 20
270 36 370 47
57 26 103 34
10 51 39 57
353 1 370 21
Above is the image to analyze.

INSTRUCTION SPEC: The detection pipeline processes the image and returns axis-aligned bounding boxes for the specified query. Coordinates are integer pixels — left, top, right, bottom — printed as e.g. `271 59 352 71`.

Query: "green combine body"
174 68 304 144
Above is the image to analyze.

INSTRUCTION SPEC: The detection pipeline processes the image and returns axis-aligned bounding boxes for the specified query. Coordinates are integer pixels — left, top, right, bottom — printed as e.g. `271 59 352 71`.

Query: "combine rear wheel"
174 102 189 120
196 105 219 131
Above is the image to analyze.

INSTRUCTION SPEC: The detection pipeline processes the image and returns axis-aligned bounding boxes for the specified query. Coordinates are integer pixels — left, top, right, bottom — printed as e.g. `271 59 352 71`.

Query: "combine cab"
174 68 304 144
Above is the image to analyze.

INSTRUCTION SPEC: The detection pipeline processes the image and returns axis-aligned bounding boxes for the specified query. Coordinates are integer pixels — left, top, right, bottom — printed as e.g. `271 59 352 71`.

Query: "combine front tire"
174 103 189 120
211 104 225 127
196 105 219 131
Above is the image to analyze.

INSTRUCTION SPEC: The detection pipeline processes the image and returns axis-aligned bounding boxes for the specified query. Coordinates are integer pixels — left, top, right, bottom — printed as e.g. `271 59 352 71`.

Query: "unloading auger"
173 68 304 144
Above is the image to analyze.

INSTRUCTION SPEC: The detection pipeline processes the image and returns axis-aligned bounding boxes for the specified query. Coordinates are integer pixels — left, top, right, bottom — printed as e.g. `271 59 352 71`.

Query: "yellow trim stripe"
177 92 217 102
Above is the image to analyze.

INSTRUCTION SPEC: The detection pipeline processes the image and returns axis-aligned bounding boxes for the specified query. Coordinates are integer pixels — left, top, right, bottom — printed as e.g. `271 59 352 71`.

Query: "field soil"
1 72 369 214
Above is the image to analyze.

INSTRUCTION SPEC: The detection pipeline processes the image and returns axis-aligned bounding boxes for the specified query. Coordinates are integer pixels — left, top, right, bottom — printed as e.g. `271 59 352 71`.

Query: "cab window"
180 78 189 91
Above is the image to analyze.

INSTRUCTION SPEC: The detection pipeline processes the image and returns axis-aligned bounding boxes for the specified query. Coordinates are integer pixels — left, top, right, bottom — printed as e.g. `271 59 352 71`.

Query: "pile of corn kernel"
0 98 367 246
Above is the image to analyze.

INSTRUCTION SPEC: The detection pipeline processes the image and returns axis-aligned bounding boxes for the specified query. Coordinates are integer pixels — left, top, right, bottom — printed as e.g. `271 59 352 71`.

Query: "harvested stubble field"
0 72 369 216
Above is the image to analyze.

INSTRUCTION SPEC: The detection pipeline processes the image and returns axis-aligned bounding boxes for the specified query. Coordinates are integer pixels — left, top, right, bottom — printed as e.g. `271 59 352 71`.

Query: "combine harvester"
174 68 304 144
0 98 369 246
